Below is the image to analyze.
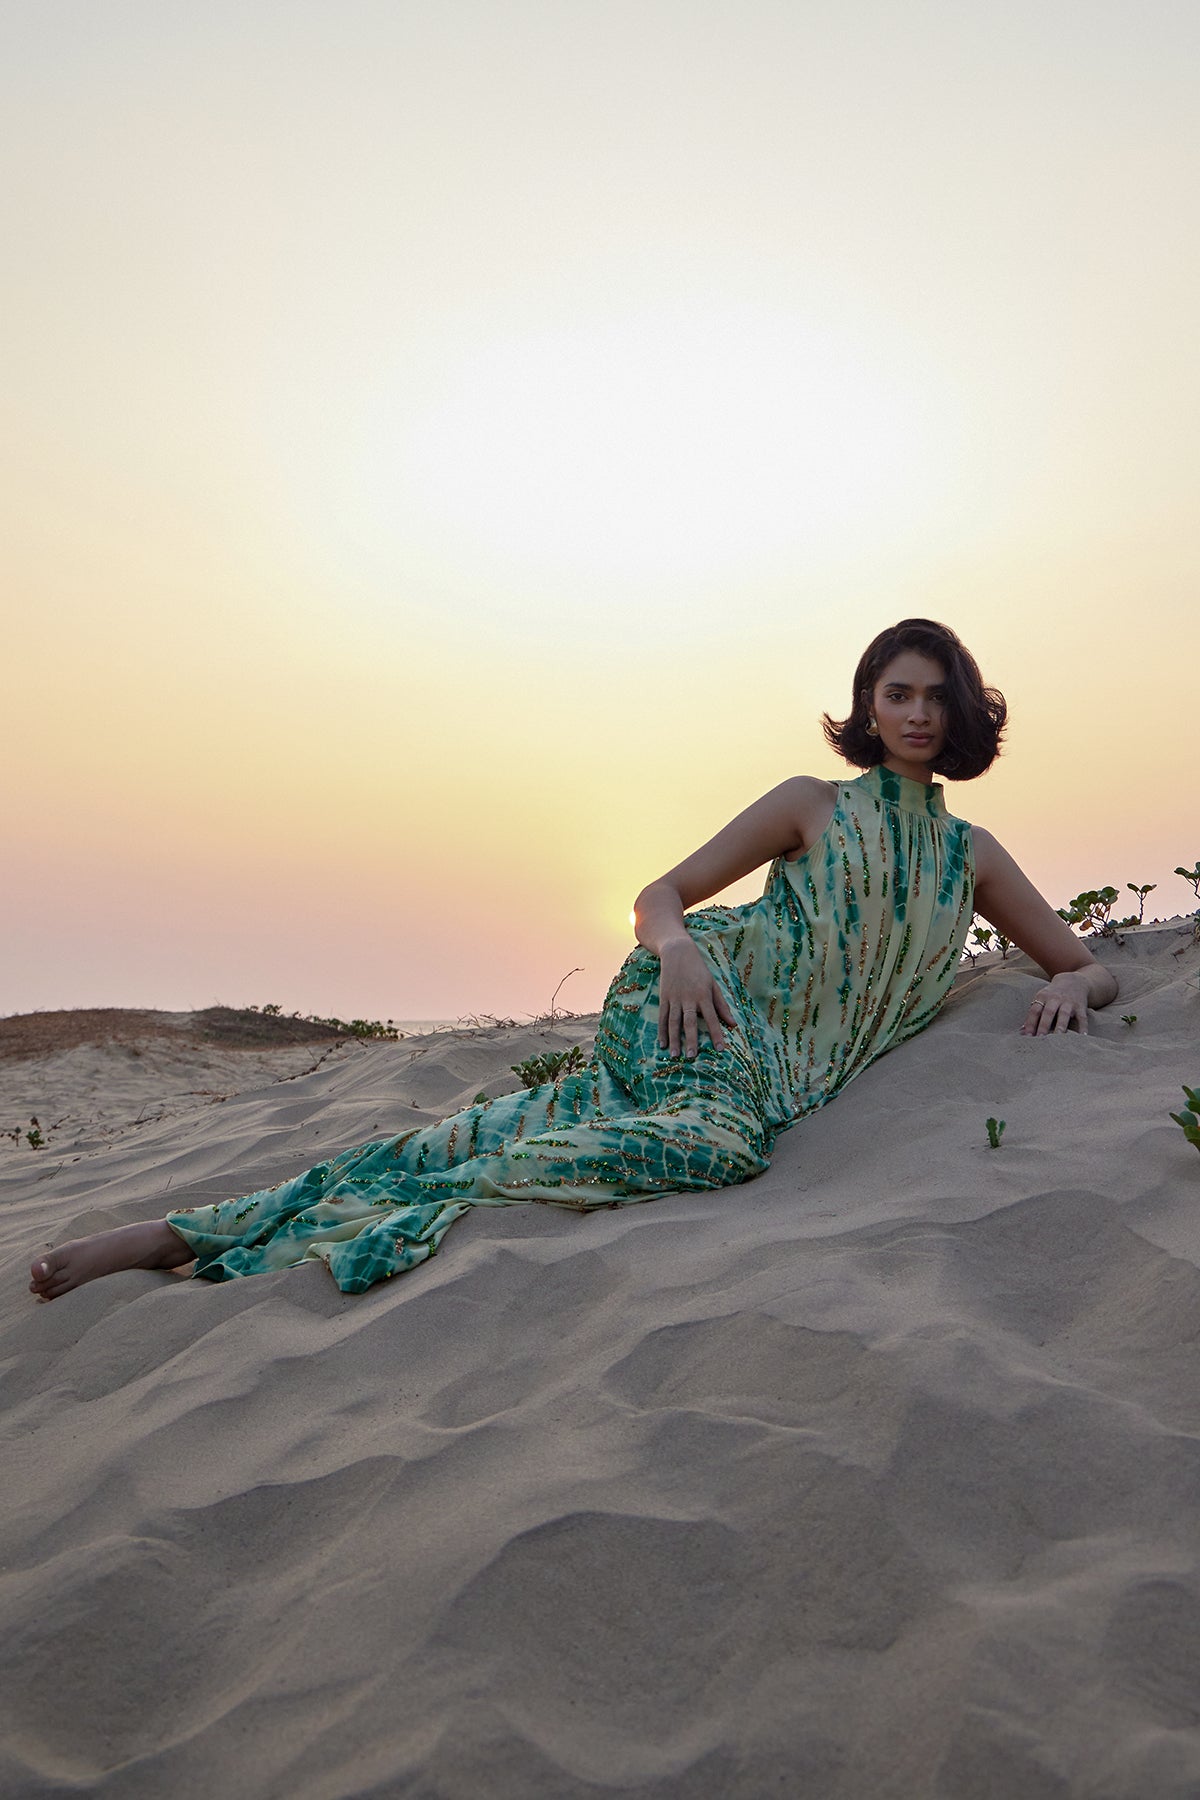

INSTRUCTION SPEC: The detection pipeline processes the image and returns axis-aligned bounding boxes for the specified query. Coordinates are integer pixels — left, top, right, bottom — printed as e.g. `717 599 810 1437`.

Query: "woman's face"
869 651 948 780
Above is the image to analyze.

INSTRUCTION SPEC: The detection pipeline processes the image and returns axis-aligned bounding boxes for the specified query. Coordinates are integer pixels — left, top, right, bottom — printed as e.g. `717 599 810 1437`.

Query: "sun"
354 303 942 587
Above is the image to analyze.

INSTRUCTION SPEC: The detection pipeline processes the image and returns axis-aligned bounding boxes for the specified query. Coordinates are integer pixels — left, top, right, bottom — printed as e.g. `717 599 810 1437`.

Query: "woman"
30 619 1117 1301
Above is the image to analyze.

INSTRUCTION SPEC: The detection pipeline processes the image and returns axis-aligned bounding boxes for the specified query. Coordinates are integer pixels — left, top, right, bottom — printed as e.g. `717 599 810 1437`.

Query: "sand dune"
3 926 1200 1797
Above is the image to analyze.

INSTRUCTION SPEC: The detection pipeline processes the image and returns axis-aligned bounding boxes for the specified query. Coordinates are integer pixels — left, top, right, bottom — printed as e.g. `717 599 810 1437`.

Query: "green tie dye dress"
167 766 974 1292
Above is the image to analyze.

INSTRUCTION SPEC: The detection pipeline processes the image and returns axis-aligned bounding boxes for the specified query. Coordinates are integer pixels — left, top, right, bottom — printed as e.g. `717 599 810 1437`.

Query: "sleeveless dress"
166 767 974 1292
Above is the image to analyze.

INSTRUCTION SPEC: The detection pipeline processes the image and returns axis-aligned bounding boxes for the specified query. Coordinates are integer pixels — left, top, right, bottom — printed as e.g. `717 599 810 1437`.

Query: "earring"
866 717 880 738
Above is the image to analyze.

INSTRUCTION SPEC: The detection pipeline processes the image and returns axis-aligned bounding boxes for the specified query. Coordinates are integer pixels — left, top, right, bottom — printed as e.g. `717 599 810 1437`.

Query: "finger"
716 991 737 1027
1021 997 1048 1035
701 1002 726 1052
684 1007 698 1059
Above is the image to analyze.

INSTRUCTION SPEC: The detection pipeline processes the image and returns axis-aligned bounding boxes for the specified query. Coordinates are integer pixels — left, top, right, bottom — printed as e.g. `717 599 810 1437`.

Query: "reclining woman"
30 618 1117 1300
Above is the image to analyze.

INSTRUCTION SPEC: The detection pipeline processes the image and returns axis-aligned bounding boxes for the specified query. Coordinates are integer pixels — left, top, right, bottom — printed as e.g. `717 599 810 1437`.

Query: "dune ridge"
2 925 1199 1797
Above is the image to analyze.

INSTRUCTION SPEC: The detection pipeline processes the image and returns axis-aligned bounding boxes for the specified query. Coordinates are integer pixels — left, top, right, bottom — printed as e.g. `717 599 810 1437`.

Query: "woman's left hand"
1021 971 1093 1036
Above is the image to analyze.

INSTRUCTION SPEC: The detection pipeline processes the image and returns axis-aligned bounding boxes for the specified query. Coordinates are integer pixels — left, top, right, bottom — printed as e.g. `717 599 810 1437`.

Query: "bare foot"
29 1220 194 1301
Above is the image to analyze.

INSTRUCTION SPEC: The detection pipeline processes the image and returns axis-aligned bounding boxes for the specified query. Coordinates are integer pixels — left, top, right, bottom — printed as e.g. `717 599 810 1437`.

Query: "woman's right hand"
657 936 737 1059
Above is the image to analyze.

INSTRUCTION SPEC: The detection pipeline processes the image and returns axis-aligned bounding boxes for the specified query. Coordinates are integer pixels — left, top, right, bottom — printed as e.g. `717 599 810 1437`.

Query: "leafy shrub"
1057 887 1121 935
511 1045 588 1089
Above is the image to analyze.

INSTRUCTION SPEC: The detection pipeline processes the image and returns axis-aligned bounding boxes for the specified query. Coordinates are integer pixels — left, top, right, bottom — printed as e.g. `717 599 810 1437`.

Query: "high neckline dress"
167 766 975 1291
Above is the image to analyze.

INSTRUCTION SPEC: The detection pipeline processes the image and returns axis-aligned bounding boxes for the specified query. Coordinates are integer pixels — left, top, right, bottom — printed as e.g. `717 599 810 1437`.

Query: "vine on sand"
1170 1087 1200 1154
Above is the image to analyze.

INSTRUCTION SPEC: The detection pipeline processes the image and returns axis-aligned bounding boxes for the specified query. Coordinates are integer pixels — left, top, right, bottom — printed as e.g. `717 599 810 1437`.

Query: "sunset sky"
5 0 1197 1022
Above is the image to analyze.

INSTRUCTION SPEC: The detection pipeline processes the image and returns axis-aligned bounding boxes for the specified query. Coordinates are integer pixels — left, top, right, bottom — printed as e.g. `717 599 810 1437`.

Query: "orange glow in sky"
4 2 1197 1020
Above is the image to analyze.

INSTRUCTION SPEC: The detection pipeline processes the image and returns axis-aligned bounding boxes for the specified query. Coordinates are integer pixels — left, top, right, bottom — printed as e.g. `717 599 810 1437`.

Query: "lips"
904 734 933 744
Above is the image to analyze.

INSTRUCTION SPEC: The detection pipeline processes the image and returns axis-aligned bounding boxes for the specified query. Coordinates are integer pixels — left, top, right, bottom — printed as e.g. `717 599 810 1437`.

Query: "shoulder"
786 772 839 811
969 823 999 878
783 774 840 850
785 773 839 803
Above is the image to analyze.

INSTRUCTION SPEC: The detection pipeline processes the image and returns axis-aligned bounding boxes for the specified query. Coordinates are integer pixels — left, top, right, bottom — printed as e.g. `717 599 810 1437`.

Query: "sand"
2 927 1200 1798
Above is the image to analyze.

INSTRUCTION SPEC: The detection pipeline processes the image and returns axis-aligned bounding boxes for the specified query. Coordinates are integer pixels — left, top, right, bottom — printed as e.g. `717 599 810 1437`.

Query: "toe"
29 1254 62 1297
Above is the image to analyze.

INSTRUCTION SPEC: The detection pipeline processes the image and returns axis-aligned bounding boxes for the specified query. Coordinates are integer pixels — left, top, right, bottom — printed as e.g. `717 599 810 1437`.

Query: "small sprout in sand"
1169 1087 1200 1154
1121 1014 1138 1028
26 1117 46 1151
1126 883 1156 923
985 1117 1006 1150
1175 863 1200 903
967 920 992 960
511 1045 588 1090
1173 865 1200 942
966 919 1011 962
473 1091 491 1106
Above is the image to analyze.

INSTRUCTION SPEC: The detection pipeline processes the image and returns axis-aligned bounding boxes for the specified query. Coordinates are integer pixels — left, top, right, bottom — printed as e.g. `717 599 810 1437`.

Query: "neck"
881 755 939 786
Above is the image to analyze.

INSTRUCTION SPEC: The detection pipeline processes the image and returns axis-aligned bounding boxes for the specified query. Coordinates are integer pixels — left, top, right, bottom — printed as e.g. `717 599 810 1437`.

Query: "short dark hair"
822 618 1007 781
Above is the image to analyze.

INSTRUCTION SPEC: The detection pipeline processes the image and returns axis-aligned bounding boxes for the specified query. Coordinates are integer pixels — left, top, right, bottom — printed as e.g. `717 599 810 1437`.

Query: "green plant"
985 1116 1006 1150
241 1003 403 1039
1121 1014 1138 1027
1175 864 1200 903
1056 886 1120 935
1169 1086 1200 1153
965 920 991 963
473 1091 490 1105
304 1013 402 1040
1126 883 1156 923
26 1117 45 1150
511 1045 588 1089
966 920 1011 961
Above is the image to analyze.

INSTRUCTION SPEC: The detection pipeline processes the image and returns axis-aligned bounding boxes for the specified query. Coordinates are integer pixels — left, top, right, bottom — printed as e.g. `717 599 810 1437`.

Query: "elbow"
631 879 663 944
1071 949 1118 1008
631 880 658 930
1095 965 1119 1007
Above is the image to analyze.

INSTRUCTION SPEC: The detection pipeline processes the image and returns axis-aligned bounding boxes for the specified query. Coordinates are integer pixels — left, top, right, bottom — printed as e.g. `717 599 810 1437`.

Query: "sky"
4 0 1197 1021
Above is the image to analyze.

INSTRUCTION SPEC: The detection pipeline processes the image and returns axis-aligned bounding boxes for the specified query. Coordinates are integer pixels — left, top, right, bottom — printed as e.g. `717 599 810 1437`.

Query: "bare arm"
634 776 836 1058
973 827 1119 1035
